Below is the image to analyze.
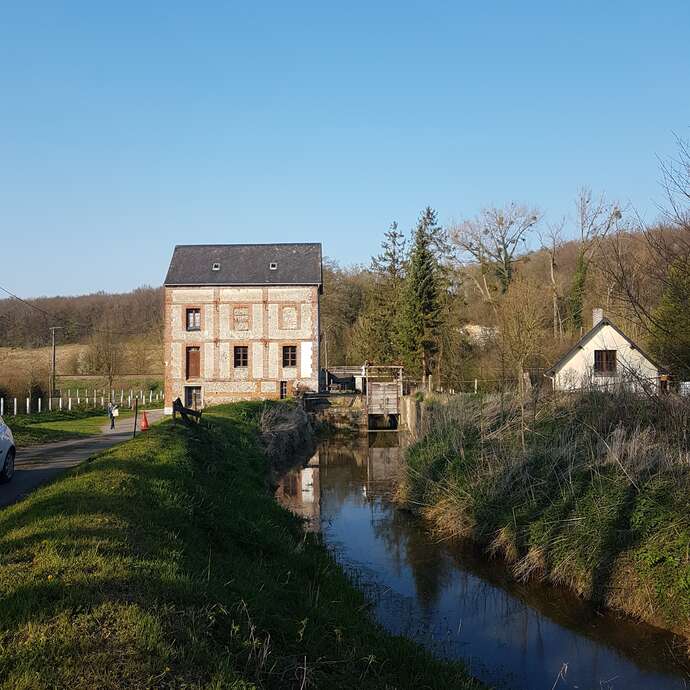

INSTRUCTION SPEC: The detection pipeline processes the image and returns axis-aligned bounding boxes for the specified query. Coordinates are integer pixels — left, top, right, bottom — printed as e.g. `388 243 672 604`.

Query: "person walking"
107 401 116 430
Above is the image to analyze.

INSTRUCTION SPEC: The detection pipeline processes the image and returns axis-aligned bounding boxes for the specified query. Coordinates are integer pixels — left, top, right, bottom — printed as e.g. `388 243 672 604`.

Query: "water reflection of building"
275 434 404 527
274 452 321 530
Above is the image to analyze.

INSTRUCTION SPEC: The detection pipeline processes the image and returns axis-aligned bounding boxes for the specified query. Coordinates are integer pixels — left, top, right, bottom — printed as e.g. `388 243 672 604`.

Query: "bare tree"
453 203 540 301
497 276 548 450
88 319 123 393
599 136 690 374
569 187 621 332
659 133 690 227
538 220 566 340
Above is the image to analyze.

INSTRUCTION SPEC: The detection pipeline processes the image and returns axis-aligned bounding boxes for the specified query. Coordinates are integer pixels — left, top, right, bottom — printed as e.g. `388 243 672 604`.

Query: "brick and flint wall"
164 285 320 412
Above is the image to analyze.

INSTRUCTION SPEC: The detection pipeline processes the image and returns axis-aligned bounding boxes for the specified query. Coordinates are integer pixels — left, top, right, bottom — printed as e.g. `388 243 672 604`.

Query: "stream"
275 432 690 689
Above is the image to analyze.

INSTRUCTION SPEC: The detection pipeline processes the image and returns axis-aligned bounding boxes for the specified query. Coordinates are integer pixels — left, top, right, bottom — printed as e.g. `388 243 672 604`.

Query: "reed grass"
398 388 690 644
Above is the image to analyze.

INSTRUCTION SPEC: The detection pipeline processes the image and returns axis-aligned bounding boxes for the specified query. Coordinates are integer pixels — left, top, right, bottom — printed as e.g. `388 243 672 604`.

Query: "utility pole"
49 326 63 401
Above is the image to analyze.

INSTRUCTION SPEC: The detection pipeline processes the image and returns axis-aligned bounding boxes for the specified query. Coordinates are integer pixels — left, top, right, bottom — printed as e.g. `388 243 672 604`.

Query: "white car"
0 417 16 483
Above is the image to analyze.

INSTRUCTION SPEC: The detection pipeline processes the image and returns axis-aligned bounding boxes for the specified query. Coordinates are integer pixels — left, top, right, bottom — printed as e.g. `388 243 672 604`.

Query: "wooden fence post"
13 398 17 415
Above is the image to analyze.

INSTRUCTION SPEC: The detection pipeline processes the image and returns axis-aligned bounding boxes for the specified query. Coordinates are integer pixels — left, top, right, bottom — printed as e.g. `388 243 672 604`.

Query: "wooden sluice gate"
363 365 403 429
305 365 405 431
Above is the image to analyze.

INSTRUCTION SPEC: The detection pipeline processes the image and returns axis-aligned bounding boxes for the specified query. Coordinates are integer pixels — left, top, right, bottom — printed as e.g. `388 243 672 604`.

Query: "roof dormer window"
269 262 278 270
212 262 220 271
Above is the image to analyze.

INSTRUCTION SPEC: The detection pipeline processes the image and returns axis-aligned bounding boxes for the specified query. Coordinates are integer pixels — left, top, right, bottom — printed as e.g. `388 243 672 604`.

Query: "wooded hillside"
2 137 688 389
0 287 163 348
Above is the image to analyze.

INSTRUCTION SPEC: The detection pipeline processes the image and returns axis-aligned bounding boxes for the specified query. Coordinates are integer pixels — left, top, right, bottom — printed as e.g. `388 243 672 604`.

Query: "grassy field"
0 344 163 397
397 390 690 646
9 408 145 447
0 402 481 689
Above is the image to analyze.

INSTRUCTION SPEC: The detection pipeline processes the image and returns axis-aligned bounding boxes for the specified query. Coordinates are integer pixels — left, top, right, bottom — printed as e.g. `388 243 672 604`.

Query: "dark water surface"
275 433 690 690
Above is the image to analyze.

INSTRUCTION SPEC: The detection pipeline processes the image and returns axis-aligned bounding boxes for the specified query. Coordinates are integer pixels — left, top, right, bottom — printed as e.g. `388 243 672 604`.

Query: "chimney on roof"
592 307 604 327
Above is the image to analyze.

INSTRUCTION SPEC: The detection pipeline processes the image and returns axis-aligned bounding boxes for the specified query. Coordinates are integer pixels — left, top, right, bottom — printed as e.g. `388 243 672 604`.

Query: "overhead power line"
0 283 54 319
0 283 160 337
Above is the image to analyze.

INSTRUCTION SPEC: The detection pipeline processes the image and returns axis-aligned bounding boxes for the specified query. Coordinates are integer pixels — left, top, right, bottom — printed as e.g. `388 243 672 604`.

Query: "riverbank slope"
397 390 690 645
0 402 480 689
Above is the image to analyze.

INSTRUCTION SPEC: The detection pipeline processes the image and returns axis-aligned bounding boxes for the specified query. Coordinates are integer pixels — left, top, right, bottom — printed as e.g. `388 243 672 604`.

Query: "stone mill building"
163 243 322 412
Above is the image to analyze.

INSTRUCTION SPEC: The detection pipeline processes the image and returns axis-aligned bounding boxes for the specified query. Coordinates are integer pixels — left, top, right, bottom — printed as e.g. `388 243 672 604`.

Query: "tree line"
323 135 690 387
2 136 688 391
0 287 163 348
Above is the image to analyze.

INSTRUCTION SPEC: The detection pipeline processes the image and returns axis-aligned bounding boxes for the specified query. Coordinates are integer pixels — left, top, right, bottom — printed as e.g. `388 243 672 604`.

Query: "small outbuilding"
545 309 669 392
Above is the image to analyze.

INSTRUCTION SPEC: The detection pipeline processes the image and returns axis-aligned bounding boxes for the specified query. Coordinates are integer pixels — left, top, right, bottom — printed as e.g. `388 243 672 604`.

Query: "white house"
545 309 669 392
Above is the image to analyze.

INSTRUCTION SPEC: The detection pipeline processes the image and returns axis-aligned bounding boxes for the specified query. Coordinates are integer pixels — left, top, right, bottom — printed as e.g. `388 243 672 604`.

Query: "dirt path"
1 409 165 508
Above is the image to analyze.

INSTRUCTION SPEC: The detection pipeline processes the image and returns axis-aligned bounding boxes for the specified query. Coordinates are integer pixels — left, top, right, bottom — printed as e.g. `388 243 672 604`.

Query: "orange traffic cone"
140 410 149 432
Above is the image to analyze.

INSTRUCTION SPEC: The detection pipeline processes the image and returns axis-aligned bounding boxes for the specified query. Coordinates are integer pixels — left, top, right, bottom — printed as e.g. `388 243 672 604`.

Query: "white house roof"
544 318 668 377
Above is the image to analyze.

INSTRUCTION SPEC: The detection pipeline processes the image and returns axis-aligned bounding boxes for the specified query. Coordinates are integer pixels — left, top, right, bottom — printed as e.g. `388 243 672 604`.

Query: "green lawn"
0 403 481 689
8 409 136 447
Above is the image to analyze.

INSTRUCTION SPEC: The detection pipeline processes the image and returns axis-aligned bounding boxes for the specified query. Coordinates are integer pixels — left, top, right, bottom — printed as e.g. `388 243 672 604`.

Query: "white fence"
0 389 163 417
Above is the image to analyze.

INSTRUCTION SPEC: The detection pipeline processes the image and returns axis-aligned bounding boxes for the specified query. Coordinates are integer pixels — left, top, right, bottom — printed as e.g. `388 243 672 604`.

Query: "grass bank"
0 402 480 689
397 390 690 645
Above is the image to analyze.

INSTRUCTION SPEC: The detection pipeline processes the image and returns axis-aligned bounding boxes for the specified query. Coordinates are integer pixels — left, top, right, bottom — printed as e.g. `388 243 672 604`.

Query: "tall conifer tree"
348 223 406 362
396 207 444 382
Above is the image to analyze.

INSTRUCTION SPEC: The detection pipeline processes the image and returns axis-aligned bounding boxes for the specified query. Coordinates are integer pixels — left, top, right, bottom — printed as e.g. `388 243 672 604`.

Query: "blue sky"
2 1 689 297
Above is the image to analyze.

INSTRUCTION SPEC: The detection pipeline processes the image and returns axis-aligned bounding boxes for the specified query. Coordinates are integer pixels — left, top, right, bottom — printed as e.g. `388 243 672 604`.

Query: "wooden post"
26 398 30 414
69 397 72 411
132 398 139 439
59 397 63 410
474 378 478 394
0 398 3 416
38 398 42 413
14 398 17 415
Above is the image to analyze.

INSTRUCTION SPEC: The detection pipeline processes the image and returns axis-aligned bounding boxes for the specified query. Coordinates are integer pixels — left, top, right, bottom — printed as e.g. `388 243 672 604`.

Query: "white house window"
212 262 221 271
594 350 617 375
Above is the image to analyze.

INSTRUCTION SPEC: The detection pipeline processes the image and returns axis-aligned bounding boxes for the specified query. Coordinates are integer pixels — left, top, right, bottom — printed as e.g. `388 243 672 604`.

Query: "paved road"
0 409 164 508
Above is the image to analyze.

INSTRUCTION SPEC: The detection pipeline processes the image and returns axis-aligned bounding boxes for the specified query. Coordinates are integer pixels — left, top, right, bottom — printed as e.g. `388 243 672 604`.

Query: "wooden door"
186 347 200 379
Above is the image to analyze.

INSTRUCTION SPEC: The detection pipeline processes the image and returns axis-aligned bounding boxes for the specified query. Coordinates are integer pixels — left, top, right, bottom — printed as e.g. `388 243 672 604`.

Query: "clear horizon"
2 1 689 298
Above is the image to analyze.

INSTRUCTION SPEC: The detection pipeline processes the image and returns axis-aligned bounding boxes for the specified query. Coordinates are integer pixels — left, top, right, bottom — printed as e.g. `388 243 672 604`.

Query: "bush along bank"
0 401 481 690
396 390 690 646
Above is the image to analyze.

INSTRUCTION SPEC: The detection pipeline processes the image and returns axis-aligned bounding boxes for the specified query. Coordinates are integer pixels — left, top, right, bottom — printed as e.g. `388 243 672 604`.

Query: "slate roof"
544 318 669 376
164 243 322 288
